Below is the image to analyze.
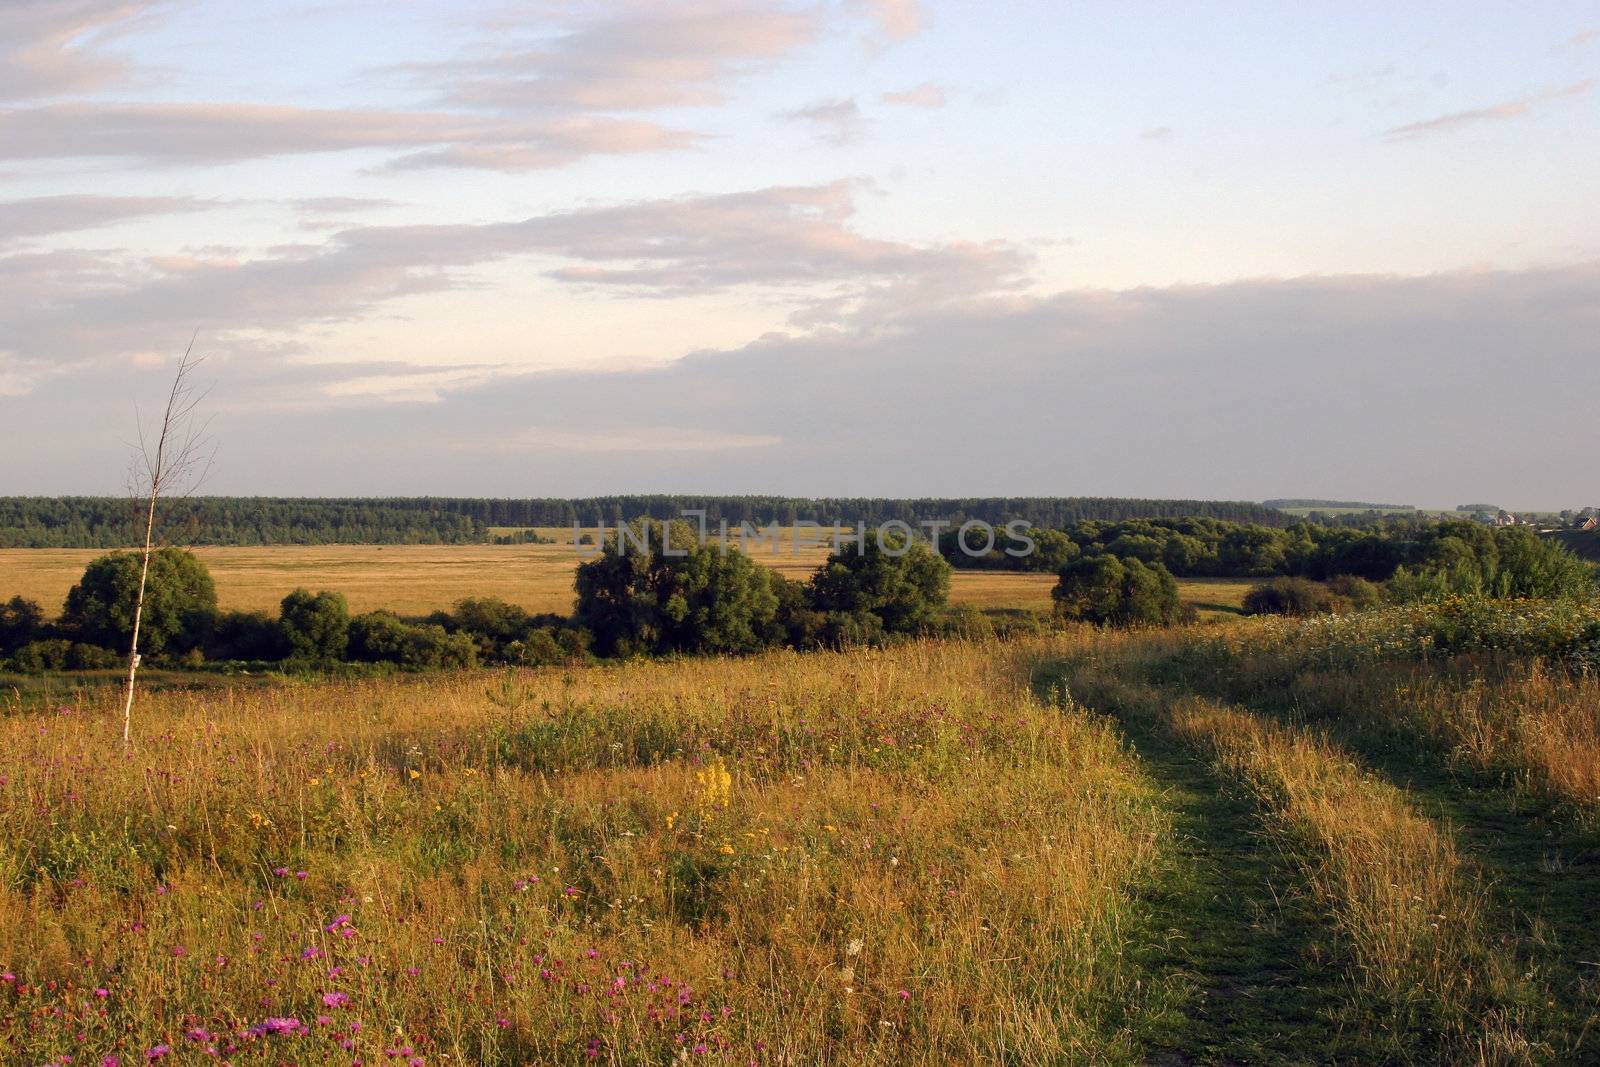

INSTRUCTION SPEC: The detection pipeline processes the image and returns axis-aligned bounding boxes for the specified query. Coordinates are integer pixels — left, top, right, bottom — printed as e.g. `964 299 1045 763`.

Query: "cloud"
0 182 1031 376
410 1 824 114
461 427 784 453
851 0 925 42
1564 29 1598 48
880 81 945 108
287 197 401 216
0 2 839 171
0 0 161 102
0 102 700 170
1384 80 1594 139
7 261 1599 503
780 97 863 145
0 194 218 244
1140 125 1174 141
0 2 921 173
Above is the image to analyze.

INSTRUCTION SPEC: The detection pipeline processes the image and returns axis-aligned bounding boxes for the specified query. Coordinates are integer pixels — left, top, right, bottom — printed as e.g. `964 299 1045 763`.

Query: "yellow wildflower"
695 759 732 811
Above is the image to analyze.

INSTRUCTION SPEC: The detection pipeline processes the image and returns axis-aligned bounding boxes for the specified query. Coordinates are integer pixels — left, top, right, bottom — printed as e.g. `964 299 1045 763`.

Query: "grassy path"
1035 666 1359 1064
1240 704 1600 1060
1040 658 1565 1064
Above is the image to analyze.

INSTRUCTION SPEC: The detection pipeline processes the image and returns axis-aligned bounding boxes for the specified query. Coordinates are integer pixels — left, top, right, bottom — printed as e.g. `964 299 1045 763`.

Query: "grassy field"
3 609 1598 1063
0 543 1255 621
0 639 1178 1064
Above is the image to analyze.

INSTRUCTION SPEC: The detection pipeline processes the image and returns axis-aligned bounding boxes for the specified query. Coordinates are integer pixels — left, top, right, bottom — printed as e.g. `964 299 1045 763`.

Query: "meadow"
0 639 1176 1064
3 601 1599 1063
0 542 1253 621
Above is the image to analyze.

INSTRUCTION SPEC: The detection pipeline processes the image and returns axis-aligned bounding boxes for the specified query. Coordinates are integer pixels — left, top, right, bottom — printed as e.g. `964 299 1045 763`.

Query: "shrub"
1326 575 1384 611
818 610 887 648
279 589 351 661
769 574 826 649
0 595 45 654
7 639 71 672
938 603 996 640
1391 524 1596 602
1053 555 1184 628
1243 577 1337 617
348 611 478 670
203 610 289 661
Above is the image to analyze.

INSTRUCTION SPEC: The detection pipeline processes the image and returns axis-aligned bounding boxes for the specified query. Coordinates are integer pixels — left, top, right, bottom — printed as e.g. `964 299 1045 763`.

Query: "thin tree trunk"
122 487 160 747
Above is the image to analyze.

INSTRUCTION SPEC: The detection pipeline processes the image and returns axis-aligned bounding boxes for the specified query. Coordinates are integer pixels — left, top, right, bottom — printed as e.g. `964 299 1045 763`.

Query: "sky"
0 0 1597 508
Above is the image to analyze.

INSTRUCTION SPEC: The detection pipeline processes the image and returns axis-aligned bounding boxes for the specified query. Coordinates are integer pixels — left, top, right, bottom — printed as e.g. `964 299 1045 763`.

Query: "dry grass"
0 544 1255 622
1280 664 1600 817
0 638 1175 1064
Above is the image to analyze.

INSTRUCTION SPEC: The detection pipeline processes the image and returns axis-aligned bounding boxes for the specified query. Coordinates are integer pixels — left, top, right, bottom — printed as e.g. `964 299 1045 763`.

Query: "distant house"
1495 510 1518 527
1582 516 1599 532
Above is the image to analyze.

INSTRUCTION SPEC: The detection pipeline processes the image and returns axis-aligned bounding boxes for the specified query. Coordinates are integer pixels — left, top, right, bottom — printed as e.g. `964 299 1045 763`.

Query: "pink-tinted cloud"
0 194 219 244
0 182 1032 374
0 0 161 102
407 1 824 113
880 81 946 108
1384 80 1594 139
0 101 700 170
852 0 925 41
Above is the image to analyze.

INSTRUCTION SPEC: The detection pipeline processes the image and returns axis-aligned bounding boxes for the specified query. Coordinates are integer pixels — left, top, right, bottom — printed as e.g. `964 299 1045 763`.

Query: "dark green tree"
1053 555 1183 627
808 533 951 636
61 548 217 655
575 520 780 657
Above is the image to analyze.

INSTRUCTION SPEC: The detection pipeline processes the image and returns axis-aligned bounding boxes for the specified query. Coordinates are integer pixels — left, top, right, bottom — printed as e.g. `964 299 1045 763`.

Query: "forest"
0 495 1291 547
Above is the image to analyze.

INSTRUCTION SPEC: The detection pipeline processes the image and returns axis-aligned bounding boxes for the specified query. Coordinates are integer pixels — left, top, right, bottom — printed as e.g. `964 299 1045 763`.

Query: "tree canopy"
60 547 217 655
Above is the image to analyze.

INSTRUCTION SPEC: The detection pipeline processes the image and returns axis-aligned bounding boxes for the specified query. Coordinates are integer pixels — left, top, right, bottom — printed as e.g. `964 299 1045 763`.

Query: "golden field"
0 541 1253 620
0 638 1176 1064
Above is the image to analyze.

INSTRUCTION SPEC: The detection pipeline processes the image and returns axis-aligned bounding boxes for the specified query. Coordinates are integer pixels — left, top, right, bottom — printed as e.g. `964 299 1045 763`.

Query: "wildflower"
144 1047 169 1061
323 991 350 1008
94 987 109 998
408 769 421 780
897 989 910 1000
101 1058 121 1067
695 759 732 810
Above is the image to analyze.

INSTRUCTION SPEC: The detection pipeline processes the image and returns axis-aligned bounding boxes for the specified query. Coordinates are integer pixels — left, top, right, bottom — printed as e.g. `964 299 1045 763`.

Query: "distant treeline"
0 495 1292 547
1263 499 1414 510
0 497 484 547
938 515 1590 584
